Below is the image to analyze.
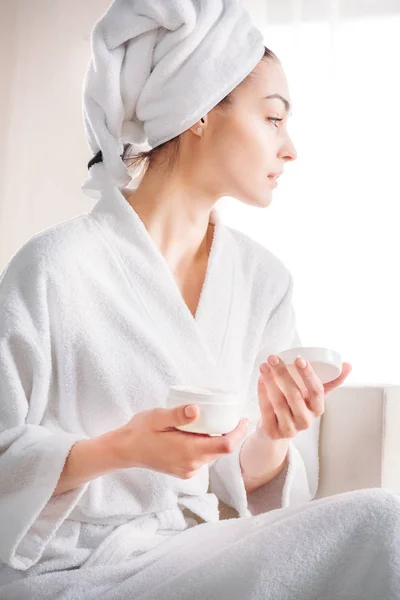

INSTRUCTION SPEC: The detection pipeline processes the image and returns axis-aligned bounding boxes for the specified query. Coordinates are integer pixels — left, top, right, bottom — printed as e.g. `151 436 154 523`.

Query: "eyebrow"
263 94 292 115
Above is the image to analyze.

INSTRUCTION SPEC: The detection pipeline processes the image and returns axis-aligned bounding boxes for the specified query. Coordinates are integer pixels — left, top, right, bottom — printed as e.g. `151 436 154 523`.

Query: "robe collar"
90 186 237 391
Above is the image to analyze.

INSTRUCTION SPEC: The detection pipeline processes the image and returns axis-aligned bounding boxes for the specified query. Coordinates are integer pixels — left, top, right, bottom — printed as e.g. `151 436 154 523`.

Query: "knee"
357 487 400 504
350 488 400 521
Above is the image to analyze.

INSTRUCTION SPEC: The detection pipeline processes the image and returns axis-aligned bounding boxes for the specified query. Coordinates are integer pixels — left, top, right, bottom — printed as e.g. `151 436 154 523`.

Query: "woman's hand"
257 355 352 440
116 404 249 478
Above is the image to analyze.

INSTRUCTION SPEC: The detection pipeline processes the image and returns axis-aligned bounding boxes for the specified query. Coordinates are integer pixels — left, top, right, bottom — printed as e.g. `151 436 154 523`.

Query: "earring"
197 127 202 133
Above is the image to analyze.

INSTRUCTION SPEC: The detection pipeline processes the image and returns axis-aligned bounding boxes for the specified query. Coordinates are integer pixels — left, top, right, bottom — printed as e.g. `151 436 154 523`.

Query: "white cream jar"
166 385 241 436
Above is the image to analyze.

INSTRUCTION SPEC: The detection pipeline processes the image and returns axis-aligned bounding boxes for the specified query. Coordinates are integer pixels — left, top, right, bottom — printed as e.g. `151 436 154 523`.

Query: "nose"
278 134 297 162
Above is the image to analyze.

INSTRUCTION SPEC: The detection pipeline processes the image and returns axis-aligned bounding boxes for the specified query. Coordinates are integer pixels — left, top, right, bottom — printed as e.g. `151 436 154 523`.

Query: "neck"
121 180 215 273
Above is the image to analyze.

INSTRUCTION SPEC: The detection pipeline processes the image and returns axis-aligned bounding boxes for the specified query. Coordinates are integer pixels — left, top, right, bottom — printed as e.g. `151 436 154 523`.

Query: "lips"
268 172 282 180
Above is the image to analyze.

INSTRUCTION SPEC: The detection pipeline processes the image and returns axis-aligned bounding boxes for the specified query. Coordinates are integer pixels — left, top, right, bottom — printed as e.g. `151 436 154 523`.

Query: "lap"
2 488 399 600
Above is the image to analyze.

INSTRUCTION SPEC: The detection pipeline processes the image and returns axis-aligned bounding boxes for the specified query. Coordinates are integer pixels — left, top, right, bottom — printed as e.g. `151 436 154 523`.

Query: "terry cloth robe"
1 186 400 600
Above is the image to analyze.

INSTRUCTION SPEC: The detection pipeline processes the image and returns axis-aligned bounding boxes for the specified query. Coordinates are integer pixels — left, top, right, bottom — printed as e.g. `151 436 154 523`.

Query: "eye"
268 117 283 128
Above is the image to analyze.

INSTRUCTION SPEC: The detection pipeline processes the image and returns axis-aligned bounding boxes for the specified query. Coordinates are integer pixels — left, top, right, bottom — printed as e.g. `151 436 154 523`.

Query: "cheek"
226 123 269 171
207 121 273 191
238 125 273 184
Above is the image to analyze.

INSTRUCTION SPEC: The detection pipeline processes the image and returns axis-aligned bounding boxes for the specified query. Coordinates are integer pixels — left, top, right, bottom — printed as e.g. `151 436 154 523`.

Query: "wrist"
52 430 135 497
254 420 291 452
95 427 139 471
240 422 290 493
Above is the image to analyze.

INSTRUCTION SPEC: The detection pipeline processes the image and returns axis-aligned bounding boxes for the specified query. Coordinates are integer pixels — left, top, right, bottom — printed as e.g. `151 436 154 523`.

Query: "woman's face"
190 58 297 208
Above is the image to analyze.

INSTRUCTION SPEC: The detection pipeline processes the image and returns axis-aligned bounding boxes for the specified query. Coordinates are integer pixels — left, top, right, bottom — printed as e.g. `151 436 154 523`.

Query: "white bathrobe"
1 186 399 600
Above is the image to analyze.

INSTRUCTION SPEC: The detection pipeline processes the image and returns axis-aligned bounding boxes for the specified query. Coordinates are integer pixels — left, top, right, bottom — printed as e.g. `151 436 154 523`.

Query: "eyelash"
268 117 283 128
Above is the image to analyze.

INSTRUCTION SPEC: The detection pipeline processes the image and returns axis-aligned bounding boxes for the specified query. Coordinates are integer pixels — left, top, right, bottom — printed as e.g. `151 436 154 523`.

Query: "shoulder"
0 212 95 294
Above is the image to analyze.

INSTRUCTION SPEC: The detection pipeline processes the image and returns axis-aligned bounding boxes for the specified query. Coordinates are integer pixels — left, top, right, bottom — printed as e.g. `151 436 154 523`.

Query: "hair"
87 46 277 175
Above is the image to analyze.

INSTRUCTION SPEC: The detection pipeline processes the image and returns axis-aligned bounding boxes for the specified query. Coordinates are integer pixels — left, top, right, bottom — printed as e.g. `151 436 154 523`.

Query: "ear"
189 115 208 132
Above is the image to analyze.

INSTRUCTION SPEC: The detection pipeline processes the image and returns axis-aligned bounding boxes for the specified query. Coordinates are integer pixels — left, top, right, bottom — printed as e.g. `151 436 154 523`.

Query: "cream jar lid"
277 346 342 384
168 385 240 405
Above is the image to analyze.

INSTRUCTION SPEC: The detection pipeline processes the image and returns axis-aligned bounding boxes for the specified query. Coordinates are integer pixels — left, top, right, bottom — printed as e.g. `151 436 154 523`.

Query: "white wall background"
1 0 399 385
220 1 400 386
0 0 109 266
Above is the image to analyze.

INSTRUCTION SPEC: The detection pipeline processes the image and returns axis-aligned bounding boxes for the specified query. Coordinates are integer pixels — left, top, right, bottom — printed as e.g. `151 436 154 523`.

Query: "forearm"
52 429 127 497
239 421 290 495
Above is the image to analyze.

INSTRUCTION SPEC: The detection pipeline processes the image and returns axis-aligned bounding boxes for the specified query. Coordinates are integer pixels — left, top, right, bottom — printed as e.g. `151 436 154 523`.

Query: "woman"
1 1 399 599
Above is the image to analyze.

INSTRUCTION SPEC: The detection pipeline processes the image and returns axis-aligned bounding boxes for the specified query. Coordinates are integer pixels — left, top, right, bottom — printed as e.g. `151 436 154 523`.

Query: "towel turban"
81 0 265 199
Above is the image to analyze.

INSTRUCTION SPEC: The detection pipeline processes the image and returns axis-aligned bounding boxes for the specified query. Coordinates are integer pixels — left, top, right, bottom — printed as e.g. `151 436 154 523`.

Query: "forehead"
240 60 292 109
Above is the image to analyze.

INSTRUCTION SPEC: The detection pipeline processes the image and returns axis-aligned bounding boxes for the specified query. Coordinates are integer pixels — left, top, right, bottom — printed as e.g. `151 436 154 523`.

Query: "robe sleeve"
209 271 321 518
0 250 90 571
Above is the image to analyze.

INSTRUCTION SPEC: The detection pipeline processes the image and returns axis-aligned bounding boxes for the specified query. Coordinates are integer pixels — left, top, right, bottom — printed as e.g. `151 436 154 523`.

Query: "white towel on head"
81 0 265 199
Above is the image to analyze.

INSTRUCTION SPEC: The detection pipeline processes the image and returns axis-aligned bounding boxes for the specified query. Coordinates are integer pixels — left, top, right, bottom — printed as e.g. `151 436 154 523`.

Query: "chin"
250 192 273 209
234 187 273 209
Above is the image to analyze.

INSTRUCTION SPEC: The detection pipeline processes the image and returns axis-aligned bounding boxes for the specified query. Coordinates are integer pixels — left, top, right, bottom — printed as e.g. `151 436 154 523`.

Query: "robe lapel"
90 186 236 390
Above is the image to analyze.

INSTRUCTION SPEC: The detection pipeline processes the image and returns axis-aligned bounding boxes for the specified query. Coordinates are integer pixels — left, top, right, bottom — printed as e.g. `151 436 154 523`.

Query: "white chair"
216 384 400 519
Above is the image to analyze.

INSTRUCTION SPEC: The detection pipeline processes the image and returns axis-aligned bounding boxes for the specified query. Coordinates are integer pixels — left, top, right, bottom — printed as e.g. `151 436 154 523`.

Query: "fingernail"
185 405 197 417
260 362 270 373
296 355 307 369
268 355 279 366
